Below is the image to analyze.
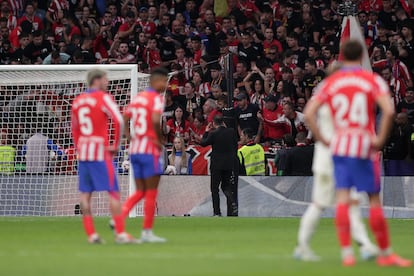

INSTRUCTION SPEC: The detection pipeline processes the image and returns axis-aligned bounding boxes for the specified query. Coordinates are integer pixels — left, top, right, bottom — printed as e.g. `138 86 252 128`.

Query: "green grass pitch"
0 217 413 275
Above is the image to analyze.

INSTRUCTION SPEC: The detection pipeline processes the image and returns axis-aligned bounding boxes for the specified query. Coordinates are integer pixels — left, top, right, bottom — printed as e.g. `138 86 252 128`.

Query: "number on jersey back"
71 91 123 161
125 89 164 156
314 69 390 159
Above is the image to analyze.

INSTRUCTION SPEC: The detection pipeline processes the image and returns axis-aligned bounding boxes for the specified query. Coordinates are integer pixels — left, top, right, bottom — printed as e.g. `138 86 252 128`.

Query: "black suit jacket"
284 145 314 176
200 126 238 171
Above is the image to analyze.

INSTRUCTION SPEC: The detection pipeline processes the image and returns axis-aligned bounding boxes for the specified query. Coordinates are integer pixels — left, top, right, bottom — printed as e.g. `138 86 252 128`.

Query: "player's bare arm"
373 95 395 150
304 98 328 146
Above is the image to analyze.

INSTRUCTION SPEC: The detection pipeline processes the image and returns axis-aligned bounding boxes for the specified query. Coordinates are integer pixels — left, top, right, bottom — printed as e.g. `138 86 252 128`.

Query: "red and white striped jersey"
71 90 123 161
47 0 69 21
7 0 24 16
124 88 164 156
314 67 390 159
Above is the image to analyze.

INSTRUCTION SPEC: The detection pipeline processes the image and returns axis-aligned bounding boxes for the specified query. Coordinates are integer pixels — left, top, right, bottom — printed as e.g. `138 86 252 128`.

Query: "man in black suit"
200 116 238 216
284 132 314 176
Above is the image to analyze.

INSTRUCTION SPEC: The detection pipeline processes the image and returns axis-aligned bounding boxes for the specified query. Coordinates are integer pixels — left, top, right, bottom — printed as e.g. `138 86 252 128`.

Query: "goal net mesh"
0 66 149 216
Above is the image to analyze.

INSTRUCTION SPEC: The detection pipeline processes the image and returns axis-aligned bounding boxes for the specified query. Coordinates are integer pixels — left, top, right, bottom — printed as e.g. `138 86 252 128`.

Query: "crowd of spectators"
0 0 414 175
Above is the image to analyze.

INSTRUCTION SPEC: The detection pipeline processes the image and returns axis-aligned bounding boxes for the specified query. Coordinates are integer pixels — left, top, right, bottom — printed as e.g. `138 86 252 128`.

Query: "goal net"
0 65 149 216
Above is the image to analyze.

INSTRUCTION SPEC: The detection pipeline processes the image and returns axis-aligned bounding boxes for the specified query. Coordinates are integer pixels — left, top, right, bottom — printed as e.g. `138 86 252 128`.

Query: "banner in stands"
179 145 277 175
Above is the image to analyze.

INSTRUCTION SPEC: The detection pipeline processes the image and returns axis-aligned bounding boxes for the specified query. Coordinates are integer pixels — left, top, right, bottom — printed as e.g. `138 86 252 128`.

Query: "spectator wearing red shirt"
46 0 69 25
18 2 43 31
190 35 202 64
164 105 191 143
137 7 156 37
238 0 260 21
117 11 136 42
226 28 239 54
62 15 81 44
109 39 135 64
142 36 161 69
263 27 282 54
93 26 112 61
1 2 17 31
190 114 206 145
51 9 65 41
203 98 220 123
257 95 286 145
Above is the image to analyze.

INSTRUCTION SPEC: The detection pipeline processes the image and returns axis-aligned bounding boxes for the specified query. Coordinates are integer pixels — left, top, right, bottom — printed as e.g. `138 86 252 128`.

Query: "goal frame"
0 64 145 217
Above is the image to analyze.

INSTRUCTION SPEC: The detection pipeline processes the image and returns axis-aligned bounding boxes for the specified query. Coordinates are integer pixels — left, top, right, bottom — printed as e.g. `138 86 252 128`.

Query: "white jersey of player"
312 104 334 175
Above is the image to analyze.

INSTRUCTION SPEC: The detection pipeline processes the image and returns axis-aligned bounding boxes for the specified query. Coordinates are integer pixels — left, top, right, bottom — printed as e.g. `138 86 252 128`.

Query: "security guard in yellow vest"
237 128 266 176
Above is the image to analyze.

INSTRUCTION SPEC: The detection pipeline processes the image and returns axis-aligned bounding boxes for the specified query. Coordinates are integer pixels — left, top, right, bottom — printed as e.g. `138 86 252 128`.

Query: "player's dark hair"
150 67 169 78
341 40 363 61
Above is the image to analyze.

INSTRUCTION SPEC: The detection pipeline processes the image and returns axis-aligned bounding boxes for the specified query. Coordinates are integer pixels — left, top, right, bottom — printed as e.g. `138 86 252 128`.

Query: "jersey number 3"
332 93 368 128
131 108 148 135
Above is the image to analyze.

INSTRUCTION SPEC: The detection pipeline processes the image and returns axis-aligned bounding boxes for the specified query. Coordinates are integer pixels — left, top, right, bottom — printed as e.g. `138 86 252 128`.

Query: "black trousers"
210 168 237 216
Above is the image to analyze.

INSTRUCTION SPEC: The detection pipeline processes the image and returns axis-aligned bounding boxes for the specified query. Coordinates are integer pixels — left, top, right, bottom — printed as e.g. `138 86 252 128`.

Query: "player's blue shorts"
78 160 119 193
130 154 164 179
333 156 381 194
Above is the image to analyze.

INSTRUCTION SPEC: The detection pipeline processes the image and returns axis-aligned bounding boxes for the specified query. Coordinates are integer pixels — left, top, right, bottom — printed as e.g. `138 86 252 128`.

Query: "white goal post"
0 64 149 216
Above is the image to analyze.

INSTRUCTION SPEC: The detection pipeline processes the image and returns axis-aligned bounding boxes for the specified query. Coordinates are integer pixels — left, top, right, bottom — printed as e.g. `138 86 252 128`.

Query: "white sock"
349 205 372 247
298 204 322 248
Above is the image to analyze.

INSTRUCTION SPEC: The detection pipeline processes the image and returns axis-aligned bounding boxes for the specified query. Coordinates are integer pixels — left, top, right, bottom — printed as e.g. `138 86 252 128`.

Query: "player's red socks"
82 215 95 236
113 215 125 234
369 207 390 250
122 190 145 218
335 204 351 247
143 189 158 229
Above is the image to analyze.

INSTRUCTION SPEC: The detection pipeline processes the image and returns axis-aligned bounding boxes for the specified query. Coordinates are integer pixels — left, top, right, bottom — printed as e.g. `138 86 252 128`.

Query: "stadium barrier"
1 175 413 218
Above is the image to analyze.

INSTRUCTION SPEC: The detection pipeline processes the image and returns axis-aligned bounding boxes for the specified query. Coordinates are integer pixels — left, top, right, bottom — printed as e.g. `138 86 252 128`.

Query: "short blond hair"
86 68 107 87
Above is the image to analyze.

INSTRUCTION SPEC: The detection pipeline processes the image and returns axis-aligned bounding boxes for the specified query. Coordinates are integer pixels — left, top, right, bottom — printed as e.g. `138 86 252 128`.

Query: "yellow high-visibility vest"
238 144 265 176
0 146 15 174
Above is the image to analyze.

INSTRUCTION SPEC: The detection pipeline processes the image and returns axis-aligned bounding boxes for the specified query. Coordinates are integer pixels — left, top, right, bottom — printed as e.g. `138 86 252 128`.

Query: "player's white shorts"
312 142 335 207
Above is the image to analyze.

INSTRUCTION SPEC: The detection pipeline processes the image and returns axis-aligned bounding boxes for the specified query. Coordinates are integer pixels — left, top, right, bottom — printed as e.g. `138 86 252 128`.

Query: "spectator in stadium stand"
165 136 192 175
303 58 326 100
143 36 163 68
190 114 206 145
286 32 307 69
265 102 309 140
238 31 260 68
381 66 405 108
42 49 70 64
137 6 156 37
243 69 266 109
234 92 261 142
164 105 190 144
23 30 52 63
373 46 413 89
192 68 211 97
209 62 227 92
184 81 205 121
397 88 414 125
384 112 414 176
307 43 325 70
1 2 17 30
23 125 65 174
203 98 220 123
109 38 135 63
296 97 306 113
233 61 249 89
46 0 69 25
11 32 29 61
18 1 43 31
200 115 238 217
217 95 237 129
321 45 336 67
283 132 314 176
163 90 177 121
237 128 266 176
257 94 286 146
